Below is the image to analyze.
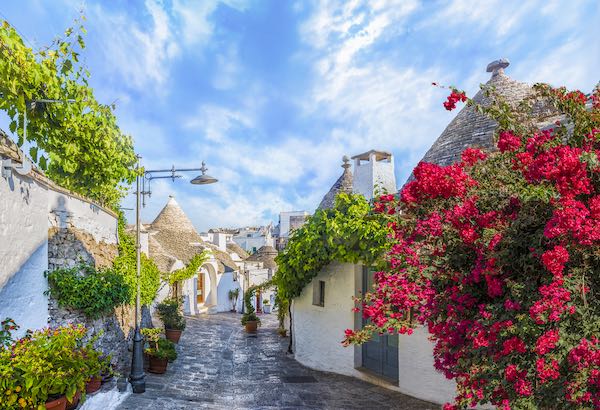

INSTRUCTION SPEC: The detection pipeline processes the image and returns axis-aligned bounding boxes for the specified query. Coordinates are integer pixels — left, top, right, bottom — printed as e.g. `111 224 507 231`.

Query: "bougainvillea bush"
345 83 600 409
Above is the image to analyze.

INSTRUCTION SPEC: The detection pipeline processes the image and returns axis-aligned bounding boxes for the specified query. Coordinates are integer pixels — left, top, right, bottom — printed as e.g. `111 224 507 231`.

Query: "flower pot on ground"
65 390 81 410
148 356 169 374
85 376 102 394
45 395 67 410
0 322 106 409
164 328 182 343
277 327 287 337
142 328 177 375
156 298 186 344
241 311 261 333
263 300 271 314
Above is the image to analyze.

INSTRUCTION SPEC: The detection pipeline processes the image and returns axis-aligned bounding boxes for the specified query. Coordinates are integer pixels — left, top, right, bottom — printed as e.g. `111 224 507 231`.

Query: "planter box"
165 328 182 344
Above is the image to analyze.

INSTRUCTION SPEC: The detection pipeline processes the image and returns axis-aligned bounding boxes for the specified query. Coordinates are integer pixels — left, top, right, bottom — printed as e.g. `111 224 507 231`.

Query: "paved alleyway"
118 313 437 410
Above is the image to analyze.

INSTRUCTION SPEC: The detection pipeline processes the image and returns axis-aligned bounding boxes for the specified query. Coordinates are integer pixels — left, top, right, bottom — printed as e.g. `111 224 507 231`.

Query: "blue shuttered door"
361 267 399 381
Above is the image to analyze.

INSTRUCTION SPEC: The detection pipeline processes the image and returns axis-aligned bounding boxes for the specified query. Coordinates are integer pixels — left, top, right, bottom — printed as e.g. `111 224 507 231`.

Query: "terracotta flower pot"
148 356 169 374
65 390 81 410
85 376 102 394
245 320 258 333
45 396 67 410
165 328 182 344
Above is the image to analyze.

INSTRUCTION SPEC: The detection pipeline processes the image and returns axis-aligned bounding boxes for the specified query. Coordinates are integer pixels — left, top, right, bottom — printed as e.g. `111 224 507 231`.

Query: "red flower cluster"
344 84 600 409
443 89 467 111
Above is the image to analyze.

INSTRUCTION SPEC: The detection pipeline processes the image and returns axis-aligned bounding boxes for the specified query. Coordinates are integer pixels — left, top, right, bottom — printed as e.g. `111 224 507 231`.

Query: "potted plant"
142 328 177 374
277 327 287 337
0 323 93 410
241 287 261 333
156 298 186 343
263 299 271 314
228 288 239 312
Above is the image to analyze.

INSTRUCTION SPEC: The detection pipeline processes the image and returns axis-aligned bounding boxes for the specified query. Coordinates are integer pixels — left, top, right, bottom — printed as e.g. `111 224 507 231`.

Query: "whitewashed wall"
0 170 49 337
216 271 241 312
293 262 359 376
292 261 455 405
1 153 119 337
48 190 117 244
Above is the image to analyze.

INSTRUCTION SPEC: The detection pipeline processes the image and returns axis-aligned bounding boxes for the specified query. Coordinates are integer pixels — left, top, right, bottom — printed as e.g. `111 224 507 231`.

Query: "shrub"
345 84 600 409
156 298 186 331
45 264 130 319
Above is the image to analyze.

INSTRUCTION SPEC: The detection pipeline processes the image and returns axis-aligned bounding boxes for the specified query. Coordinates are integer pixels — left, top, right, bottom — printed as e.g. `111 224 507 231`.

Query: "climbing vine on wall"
0 19 137 208
113 215 161 306
162 252 209 285
274 193 390 301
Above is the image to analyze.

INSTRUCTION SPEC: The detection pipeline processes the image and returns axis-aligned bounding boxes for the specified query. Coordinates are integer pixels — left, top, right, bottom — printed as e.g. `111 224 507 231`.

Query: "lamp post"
129 158 218 394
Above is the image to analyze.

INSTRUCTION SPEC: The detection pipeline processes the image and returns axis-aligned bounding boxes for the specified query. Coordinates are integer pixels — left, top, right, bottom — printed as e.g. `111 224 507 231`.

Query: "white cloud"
183 104 253 143
172 0 249 46
87 0 180 91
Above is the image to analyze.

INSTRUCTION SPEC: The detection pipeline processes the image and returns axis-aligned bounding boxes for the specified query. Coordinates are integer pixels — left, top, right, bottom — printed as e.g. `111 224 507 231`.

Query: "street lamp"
129 157 217 394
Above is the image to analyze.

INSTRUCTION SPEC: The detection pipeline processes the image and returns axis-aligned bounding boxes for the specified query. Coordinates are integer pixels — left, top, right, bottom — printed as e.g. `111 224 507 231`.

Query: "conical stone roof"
317 156 354 210
150 196 205 264
247 245 278 270
419 59 536 168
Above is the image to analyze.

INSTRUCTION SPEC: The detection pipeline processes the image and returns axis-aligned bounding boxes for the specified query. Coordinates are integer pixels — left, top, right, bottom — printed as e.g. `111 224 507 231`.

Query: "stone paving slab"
117 312 438 409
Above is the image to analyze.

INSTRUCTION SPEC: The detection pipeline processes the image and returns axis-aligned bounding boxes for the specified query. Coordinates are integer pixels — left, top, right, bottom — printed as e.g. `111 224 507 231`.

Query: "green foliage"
141 329 177 362
275 294 289 331
0 19 137 208
162 252 209 285
156 298 186 331
241 281 274 326
274 193 390 300
0 324 108 409
45 264 130 319
113 215 161 306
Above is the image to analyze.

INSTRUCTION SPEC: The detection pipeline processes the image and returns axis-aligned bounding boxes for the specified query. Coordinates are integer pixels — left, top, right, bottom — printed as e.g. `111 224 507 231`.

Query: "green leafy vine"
0 18 137 208
113 215 161 306
274 193 390 300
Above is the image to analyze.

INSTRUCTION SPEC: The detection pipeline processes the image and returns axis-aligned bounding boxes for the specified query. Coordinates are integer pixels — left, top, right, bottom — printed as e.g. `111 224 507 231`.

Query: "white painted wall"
278 211 309 238
293 262 358 375
0 170 49 337
292 262 456 405
48 190 117 244
1 158 118 336
216 271 241 312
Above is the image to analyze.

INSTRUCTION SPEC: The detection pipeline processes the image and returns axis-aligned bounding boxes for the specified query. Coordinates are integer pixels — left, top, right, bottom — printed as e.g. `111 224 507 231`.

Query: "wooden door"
197 272 204 304
362 267 399 381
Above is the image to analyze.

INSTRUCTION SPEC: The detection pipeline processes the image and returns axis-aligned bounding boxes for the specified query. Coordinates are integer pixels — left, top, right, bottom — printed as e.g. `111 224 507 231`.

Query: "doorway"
197 271 205 304
361 267 399 381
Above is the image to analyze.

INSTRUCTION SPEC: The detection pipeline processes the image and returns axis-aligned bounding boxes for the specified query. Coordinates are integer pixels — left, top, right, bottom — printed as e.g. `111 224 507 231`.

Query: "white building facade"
290 150 456 405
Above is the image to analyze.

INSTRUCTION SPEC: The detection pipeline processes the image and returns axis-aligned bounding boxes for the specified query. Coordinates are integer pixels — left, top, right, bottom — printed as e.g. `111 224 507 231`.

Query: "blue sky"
1 0 598 231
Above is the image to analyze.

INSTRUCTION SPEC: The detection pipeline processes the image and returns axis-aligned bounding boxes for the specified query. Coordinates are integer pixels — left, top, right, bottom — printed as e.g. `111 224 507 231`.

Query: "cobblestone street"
117 313 437 409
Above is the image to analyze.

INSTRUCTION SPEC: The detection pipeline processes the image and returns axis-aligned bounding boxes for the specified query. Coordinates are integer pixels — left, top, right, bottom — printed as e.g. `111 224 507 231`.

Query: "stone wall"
46 226 134 371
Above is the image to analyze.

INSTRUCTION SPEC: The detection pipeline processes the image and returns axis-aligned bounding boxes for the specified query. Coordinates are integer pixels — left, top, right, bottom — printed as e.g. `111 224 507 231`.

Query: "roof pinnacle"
486 58 510 77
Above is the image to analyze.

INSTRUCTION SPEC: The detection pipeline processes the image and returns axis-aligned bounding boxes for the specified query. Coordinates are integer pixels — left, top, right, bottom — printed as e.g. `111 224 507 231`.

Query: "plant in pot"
0 324 91 410
228 288 239 312
142 328 177 374
156 298 186 343
241 286 261 333
262 299 271 314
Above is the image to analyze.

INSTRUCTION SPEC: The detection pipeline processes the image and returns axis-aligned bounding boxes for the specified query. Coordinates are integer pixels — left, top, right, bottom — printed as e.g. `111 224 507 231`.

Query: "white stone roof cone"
151 195 198 234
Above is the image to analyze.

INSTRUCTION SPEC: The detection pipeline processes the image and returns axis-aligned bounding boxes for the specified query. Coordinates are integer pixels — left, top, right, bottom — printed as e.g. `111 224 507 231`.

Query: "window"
312 280 325 307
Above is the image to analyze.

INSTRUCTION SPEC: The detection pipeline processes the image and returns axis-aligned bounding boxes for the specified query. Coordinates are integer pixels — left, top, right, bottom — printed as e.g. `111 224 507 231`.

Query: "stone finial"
486 58 510 76
342 155 350 170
